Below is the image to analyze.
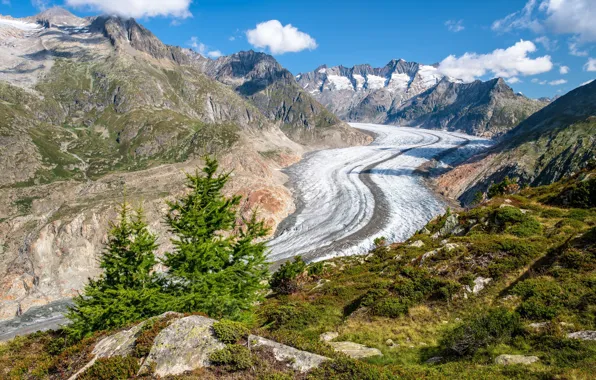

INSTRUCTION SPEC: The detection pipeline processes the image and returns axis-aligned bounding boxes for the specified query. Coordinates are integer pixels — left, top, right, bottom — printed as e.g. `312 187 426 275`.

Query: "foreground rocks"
567 331 596 341
494 354 539 366
328 341 383 359
72 313 331 378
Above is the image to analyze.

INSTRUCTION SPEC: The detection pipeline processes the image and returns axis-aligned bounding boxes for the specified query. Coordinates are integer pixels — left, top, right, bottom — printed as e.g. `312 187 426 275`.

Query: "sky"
2 0 595 98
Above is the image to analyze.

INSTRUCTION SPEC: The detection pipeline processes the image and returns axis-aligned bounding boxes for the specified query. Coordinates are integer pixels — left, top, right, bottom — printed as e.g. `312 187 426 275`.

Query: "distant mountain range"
297 61 548 137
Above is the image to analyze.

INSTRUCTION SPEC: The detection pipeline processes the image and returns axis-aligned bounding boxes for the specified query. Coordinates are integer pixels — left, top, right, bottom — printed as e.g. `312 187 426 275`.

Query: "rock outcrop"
328 341 383 359
248 335 329 372
494 354 540 366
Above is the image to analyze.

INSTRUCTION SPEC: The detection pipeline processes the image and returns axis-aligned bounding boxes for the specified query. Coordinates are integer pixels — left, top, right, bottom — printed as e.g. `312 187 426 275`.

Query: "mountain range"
297 61 548 137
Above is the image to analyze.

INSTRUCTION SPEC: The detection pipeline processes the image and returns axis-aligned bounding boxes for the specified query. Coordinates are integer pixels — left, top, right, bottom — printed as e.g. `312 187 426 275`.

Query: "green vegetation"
66 157 270 339
1 167 595 379
79 356 139 380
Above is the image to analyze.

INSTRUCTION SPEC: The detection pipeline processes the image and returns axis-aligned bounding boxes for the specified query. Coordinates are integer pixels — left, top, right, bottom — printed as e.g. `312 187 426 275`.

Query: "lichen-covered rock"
248 335 329 372
567 331 596 341
319 331 339 342
409 240 425 248
328 341 383 359
139 315 225 377
464 277 492 294
494 354 539 365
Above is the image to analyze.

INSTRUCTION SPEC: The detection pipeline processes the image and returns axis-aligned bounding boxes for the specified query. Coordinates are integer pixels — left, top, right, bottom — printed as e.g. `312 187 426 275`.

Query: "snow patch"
366 74 387 90
327 75 354 91
387 72 410 92
353 74 365 90
418 65 443 88
0 18 42 31
318 68 327 74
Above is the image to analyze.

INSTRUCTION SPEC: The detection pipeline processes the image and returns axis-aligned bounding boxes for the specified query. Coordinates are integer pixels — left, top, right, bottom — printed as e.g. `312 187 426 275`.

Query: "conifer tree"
161 156 269 319
66 203 160 339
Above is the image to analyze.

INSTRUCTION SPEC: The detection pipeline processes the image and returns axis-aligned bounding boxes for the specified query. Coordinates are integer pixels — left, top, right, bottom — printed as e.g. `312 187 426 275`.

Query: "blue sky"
2 0 595 98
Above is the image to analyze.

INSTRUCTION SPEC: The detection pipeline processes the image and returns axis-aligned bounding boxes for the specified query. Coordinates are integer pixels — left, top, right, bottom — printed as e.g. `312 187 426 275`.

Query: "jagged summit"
28 6 85 27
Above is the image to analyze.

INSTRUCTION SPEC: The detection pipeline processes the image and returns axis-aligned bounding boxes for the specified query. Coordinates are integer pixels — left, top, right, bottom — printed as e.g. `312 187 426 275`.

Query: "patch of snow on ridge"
318 68 327 74
366 74 387 89
387 72 410 92
418 65 443 87
0 18 42 31
327 75 353 91
353 74 365 90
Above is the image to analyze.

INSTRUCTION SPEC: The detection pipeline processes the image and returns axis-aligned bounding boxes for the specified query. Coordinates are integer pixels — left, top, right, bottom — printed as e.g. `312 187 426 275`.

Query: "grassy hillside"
1 169 595 379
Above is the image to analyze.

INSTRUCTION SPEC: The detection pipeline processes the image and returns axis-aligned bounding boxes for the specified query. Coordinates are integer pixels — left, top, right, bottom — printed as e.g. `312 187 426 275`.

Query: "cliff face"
0 9 369 319
388 78 547 138
435 80 596 204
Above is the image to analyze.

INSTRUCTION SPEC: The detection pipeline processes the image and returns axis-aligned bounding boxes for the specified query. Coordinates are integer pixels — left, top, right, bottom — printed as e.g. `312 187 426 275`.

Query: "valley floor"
268 123 490 263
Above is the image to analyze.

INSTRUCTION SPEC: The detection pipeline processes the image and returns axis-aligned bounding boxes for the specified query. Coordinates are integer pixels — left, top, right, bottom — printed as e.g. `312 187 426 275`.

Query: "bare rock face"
248 335 329 372
494 354 539 366
328 341 383 359
139 315 225 377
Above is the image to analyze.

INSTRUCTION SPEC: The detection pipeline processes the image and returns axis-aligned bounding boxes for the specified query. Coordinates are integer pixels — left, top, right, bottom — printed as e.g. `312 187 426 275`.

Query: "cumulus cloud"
507 77 522 84
31 0 50 10
532 78 548 85
445 20 465 33
65 0 192 19
188 37 222 59
548 79 567 85
585 58 596 72
246 20 317 55
438 40 553 82
559 65 570 74
493 0 596 56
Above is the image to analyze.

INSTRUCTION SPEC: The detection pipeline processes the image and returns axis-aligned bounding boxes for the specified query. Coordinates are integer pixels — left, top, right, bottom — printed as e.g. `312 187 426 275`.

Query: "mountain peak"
30 6 83 27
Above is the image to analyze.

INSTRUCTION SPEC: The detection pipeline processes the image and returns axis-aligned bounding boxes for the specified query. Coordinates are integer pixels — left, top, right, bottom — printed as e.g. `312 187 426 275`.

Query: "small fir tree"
66 203 160 339
161 156 269 319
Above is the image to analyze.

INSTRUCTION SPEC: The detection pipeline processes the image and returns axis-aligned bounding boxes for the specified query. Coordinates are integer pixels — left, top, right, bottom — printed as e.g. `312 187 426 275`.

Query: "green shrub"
488 177 519 198
261 303 317 330
371 298 409 318
212 319 250 344
508 217 542 237
270 256 307 294
209 344 253 371
307 261 325 277
307 357 393 380
79 356 139 380
511 278 564 320
440 308 522 357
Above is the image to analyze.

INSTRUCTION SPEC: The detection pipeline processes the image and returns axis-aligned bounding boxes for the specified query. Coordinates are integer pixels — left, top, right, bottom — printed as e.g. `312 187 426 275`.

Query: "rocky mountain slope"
297 61 546 137
0 8 369 320
436 80 596 204
388 77 547 137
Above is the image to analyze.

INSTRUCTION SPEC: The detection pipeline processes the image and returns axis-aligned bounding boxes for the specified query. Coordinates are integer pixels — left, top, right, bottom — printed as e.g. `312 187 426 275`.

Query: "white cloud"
548 79 567 85
559 65 569 74
581 79 594 86
534 36 557 51
207 50 222 58
445 19 465 33
229 36 235 41
246 20 317 55
31 0 50 10
65 0 192 19
507 77 522 84
438 40 553 82
569 40 589 56
584 58 596 72
532 78 548 85
188 37 222 59
492 0 544 34
493 0 596 41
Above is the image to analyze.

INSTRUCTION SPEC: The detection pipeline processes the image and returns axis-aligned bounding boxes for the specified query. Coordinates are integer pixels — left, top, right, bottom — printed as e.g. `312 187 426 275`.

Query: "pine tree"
66 203 161 339
161 156 269 319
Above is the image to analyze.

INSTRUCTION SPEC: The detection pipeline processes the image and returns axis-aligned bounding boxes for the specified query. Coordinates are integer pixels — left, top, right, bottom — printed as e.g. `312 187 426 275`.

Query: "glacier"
267 123 491 263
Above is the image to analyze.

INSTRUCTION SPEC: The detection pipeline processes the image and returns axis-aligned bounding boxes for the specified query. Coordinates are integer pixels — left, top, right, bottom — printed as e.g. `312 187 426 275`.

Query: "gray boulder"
567 331 596 341
494 354 539 365
139 315 225 377
319 331 339 342
248 335 329 372
328 341 383 359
